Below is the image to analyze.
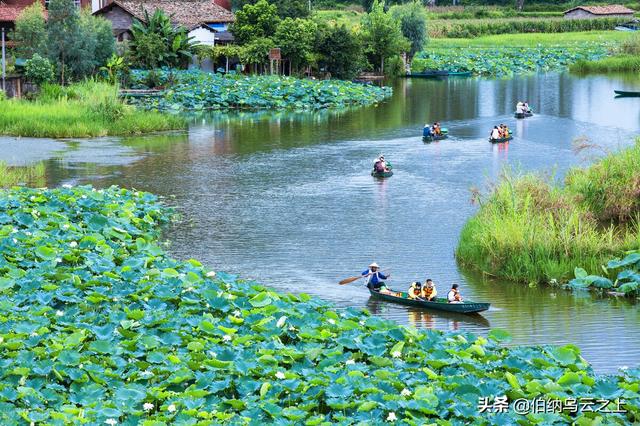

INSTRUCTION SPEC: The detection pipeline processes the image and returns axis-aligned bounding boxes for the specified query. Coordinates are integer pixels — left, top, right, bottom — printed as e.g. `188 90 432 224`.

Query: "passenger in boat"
491 126 500 140
424 124 433 137
433 122 442 136
447 283 464 303
501 124 510 138
373 156 389 173
422 279 437 301
523 101 531 113
408 281 424 300
363 262 390 292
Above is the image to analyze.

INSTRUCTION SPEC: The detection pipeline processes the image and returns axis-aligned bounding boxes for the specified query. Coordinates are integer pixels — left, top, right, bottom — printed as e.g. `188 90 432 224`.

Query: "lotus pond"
414 46 610 77
127 70 393 112
1 186 639 424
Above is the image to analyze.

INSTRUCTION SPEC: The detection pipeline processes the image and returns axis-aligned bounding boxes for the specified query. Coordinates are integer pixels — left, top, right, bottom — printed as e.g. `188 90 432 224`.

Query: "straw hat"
369 262 379 268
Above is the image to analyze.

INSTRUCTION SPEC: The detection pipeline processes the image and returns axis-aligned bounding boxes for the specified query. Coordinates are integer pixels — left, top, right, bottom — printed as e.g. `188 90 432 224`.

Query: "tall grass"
457 143 640 284
570 55 640 74
0 162 46 187
0 81 186 138
429 31 633 48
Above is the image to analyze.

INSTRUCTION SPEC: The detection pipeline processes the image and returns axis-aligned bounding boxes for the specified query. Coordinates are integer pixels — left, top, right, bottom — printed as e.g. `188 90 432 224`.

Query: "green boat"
371 170 393 178
489 136 513 143
614 90 640 97
514 111 533 119
423 134 448 142
368 289 490 314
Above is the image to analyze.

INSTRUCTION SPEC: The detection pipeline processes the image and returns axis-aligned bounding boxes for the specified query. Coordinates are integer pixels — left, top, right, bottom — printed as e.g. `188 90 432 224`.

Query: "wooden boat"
514 111 533 119
423 134 447 142
447 71 472 77
422 126 448 140
489 136 513 143
371 170 393 178
614 90 640 97
369 289 490 314
406 70 471 78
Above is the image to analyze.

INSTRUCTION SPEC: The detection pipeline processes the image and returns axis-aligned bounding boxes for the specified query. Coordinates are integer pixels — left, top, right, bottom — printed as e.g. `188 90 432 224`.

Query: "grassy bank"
0 161 46 187
0 81 186 138
457 143 640 293
0 185 639 424
570 35 640 74
128 70 392 112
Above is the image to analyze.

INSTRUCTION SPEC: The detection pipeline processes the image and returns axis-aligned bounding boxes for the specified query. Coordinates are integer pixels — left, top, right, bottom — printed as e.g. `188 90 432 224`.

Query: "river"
2 72 639 373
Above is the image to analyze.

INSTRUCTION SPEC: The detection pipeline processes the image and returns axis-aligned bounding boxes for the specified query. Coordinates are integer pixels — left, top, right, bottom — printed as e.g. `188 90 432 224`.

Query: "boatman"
362 262 390 292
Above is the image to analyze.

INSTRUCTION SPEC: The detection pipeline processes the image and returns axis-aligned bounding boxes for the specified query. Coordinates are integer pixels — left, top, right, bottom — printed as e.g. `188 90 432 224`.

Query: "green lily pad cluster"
414 46 609 77
570 250 640 296
0 186 639 425
126 70 392 112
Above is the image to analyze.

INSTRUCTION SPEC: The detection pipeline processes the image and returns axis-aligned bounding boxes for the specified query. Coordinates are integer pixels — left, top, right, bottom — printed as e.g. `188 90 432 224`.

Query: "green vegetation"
128 70 392 111
0 162 46 187
571 35 640 74
457 143 640 291
0 185 639 424
428 31 634 48
0 81 185 138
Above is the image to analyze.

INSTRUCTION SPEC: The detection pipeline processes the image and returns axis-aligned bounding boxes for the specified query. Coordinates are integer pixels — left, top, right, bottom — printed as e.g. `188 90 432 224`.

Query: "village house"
0 0 91 32
92 0 234 46
563 5 635 19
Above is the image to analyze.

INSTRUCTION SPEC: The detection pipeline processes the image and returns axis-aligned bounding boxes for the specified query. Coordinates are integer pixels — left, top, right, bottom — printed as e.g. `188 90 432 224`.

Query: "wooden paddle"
338 269 390 285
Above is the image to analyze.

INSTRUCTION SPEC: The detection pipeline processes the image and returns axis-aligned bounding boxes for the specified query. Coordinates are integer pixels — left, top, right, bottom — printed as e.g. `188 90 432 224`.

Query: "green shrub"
24 54 55 85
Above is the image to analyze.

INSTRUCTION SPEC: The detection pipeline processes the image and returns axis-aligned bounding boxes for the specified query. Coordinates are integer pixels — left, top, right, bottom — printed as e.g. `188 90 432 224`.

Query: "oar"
338 269 391 285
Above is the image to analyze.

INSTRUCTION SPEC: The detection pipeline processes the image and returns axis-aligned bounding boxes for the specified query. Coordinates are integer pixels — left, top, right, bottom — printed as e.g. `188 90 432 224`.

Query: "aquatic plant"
0 185 639 424
414 45 609 76
570 56 640 74
127 70 392 112
0 162 46 188
0 81 186 138
457 143 640 293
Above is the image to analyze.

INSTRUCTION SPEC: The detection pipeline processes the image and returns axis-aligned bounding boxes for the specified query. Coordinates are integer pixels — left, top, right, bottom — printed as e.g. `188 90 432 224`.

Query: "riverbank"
0 161 45 187
414 31 629 76
570 35 640 74
1 185 638 424
457 142 640 297
0 81 186 138
127 70 392 112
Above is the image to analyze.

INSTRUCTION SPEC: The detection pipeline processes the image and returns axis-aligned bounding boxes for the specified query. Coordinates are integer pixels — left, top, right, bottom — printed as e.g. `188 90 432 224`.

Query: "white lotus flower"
62 184 73 188
30 196 36 201
79 364 83 369
206 271 216 278
327 319 336 325
621 366 629 370
233 310 242 317
275 371 286 379
167 404 176 412
392 351 401 358
387 412 397 422
143 402 154 411
62 224 70 230
55 310 64 317
401 388 411 397
11 228 18 233
359 320 365 326
12 239 17 244
0 337 4 343
223 334 232 342
140 370 154 378
346 359 355 365
208 351 217 358
55 258 62 263
276 316 287 328
105 419 117 426
70 241 77 248
30 332 38 337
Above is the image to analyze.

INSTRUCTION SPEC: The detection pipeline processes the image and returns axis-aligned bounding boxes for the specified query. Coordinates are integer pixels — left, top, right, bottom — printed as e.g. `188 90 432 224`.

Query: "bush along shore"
127 70 393 112
457 142 640 297
0 81 186 138
1 185 639 424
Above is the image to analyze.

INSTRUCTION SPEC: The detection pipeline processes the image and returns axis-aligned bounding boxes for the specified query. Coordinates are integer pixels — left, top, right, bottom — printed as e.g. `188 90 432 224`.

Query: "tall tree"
232 0 309 19
11 3 46 59
46 0 82 84
274 18 317 75
315 24 364 80
361 0 408 74
390 1 428 67
231 0 280 45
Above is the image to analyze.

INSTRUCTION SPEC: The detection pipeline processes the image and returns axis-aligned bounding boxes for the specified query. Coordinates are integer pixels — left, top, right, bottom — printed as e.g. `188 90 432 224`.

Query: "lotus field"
127 70 393 112
570 251 640 296
0 185 639 424
414 46 609 77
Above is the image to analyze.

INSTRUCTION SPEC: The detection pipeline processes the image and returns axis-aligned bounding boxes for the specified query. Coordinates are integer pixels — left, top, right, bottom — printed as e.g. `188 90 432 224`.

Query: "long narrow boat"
406 70 471 78
423 134 448 142
514 111 533 119
489 136 513 143
371 170 393 178
614 90 640 97
369 289 490 314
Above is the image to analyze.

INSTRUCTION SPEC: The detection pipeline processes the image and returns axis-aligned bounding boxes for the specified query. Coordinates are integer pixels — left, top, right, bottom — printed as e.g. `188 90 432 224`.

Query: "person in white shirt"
491 126 501 140
516 101 524 114
447 283 463 303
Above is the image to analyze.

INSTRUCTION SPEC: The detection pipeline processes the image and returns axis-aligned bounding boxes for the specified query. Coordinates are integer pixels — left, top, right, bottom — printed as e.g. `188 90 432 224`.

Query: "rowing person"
362 262 390 292
447 283 463 303
490 126 500 140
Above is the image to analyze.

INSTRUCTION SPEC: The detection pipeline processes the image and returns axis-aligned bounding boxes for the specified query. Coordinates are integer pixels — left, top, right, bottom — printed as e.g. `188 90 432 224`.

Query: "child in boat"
503 125 510 138
422 279 437 301
408 282 424 300
447 283 463 303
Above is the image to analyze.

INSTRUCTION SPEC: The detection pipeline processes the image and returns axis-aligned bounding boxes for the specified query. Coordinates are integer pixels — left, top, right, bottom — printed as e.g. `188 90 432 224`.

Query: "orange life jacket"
422 286 434 298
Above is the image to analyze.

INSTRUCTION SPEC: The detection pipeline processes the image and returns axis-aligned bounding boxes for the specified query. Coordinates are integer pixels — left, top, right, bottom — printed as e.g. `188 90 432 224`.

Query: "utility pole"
1 28 6 94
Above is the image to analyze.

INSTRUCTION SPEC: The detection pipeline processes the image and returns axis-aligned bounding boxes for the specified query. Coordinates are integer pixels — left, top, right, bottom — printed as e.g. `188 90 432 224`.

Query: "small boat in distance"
371 170 393 178
406 70 471 79
514 111 533 119
368 289 490 314
489 136 513 143
423 125 448 141
615 90 640 97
